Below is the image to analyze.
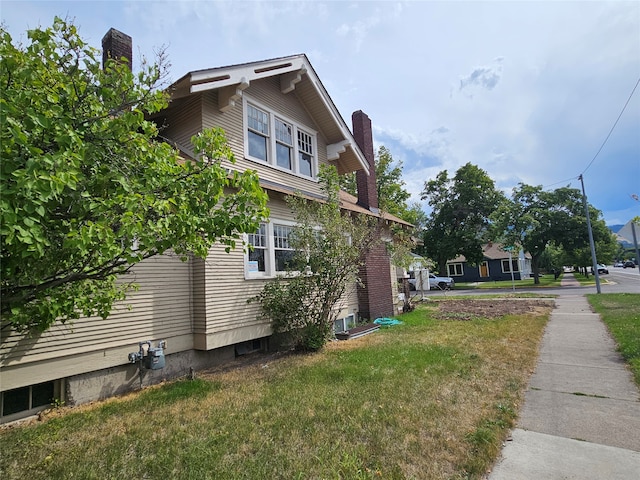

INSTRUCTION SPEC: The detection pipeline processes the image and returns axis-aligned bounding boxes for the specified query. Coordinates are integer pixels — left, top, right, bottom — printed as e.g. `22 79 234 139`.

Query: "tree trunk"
531 255 541 285
438 260 447 276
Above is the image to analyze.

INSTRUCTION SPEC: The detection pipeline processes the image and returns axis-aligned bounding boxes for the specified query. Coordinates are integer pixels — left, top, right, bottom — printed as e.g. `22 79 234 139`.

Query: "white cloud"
458 57 504 95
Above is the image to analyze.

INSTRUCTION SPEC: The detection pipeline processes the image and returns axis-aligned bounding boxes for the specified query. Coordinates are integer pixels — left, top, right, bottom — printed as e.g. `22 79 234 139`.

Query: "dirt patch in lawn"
431 298 553 321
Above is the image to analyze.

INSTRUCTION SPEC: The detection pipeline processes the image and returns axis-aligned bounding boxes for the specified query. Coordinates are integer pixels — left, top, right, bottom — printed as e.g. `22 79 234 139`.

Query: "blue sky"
2 0 639 226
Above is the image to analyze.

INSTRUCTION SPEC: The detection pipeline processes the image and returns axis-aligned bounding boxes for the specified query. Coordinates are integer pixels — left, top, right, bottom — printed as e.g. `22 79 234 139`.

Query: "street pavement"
488 273 640 479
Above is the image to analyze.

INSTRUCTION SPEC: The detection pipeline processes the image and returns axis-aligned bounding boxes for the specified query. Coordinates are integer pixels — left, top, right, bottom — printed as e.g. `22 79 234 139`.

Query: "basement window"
333 314 356 333
1 380 61 423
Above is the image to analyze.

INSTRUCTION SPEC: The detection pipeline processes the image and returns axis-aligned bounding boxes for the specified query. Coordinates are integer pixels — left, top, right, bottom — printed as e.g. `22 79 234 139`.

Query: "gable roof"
168 54 369 176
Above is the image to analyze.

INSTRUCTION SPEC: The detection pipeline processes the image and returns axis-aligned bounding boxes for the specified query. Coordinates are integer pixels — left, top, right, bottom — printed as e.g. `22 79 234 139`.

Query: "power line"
542 176 577 190
581 75 640 176
541 75 640 191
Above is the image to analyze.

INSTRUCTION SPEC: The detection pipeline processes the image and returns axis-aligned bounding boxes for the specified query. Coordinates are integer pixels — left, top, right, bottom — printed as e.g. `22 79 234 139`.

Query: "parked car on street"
623 261 637 268
591 264 609 274
408 272 455 290
614 261 624 267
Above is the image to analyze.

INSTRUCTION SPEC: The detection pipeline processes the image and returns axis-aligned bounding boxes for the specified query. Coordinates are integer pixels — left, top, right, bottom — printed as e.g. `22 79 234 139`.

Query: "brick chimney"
352 110 394 321
102 28 132 69
352 110 379 213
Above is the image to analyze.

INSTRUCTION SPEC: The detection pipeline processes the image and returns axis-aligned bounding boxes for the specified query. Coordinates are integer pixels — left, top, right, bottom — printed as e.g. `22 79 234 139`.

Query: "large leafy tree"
1 19 269 332
495 184 612 283
420 163 505 274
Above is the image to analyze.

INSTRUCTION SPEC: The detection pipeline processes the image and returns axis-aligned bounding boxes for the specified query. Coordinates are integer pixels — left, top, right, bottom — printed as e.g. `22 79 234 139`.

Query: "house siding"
1 254 193 392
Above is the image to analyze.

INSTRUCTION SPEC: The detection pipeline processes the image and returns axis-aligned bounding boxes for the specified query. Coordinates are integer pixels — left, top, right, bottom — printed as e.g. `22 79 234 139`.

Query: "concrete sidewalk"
489 289 640 479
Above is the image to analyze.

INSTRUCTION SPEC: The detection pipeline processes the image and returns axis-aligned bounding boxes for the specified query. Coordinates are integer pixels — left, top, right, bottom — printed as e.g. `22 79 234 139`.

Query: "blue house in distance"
445 243 532 283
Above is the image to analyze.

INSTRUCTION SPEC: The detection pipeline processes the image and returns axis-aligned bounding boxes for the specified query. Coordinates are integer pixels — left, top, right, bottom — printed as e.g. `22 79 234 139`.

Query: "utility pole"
578 174 601 293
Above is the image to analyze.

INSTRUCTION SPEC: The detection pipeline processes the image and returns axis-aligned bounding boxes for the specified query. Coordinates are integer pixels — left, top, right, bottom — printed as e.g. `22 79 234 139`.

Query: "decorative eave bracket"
327 140 349 161
218 77 249 113
280 66 307 94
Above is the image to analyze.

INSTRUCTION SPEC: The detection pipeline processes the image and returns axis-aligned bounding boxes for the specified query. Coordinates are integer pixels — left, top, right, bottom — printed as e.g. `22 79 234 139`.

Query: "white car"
408 273 455 290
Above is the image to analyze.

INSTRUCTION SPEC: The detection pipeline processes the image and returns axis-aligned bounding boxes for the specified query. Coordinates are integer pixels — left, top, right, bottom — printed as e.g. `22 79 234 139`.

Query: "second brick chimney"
102 28 133 69
352 110 379 213
351 110 394 321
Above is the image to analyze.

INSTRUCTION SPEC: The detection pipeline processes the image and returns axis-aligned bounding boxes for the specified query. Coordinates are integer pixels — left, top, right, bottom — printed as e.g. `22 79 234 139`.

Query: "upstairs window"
247 105 269 162
298 129 314 177
244 98 317 179
275 118 293 170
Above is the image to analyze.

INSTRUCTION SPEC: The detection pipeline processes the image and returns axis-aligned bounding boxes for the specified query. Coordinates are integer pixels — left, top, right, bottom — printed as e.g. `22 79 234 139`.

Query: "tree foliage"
0 19 269 332
420 163 505 274
494 183 614 283
340 146 420 225
251 165 383 351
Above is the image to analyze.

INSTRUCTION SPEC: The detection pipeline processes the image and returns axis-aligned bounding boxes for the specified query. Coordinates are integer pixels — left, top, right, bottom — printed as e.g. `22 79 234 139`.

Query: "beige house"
0 30 408 423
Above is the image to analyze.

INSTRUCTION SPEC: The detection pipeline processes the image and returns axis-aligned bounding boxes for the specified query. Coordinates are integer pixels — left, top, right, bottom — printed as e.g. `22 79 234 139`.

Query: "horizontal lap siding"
0 255 193 371
200 194 294 335
162 95 203 151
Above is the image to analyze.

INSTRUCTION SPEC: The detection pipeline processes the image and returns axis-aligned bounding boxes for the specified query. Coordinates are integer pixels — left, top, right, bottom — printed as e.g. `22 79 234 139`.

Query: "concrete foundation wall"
65 345 239 406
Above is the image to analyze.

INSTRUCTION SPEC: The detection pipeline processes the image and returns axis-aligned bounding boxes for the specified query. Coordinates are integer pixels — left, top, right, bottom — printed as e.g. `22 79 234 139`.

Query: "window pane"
344 315 356 330
249 248 266 272
275 119 292 145
299 152 312 177
273 224 292 249
276 142 292 170
248 131 267 161
273 224 295 271
248 224 266 272
275 249 295 271
248 105 268 134
2 387 29 416
248 224 266 248
31 382 54 408
298 130 313 154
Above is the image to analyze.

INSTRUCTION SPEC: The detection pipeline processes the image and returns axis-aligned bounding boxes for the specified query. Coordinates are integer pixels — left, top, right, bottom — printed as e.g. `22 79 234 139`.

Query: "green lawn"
455 274 561 289
587 293 640 386
0 301 552 480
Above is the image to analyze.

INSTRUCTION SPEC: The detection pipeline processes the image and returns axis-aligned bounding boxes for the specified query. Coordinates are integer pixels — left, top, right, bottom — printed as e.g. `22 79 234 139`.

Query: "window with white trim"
244 98 317 178
333 314 356 333
246 220 299 278
501 259 519 273
447 263 464 276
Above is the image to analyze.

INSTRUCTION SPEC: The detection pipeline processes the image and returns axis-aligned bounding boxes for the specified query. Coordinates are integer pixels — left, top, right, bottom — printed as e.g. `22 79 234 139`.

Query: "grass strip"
455 275 561 290
587 293 640 386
